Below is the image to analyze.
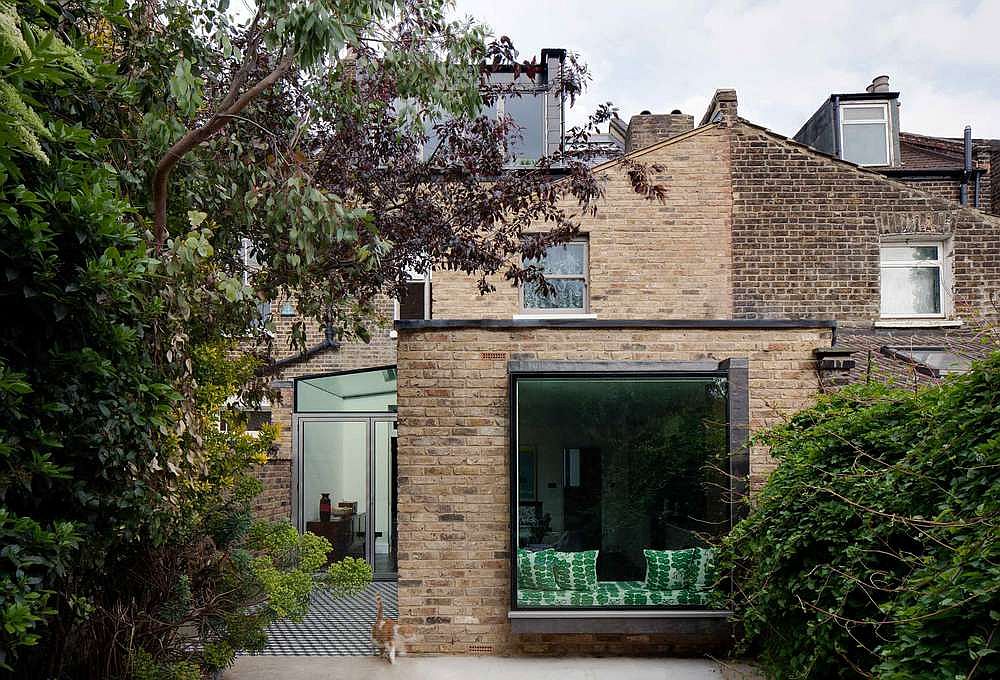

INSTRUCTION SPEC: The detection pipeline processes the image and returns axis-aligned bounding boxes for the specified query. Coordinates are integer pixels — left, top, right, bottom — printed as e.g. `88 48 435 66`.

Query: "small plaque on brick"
480 351 508 361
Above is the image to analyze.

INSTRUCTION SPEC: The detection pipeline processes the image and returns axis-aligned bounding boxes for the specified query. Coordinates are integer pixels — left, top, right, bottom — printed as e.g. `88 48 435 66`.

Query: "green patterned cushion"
644 548 716 591
517 582 714 607
552 550 599 591
517 548 560 590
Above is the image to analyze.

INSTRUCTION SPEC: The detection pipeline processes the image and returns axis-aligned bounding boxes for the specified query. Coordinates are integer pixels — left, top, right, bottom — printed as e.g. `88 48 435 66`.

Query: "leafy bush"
721 353 1000 679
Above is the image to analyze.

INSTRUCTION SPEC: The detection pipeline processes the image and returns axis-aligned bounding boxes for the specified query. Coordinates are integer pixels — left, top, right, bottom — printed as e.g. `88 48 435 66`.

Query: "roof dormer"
794 75 901 167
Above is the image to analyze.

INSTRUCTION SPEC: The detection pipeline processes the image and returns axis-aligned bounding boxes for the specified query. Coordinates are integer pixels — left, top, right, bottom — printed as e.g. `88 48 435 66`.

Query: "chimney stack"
625 110 695 153
866 75 890 93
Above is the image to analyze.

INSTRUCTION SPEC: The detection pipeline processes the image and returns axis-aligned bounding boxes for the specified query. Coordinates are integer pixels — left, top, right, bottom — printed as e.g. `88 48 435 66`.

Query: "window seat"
517 581 714 607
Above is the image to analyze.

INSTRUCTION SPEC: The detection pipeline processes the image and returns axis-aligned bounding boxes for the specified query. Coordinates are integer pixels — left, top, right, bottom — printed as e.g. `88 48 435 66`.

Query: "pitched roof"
834 327 997 389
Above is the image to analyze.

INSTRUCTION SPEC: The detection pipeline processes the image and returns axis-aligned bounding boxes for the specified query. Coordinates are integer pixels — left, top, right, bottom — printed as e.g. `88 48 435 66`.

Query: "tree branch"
151 50 295 248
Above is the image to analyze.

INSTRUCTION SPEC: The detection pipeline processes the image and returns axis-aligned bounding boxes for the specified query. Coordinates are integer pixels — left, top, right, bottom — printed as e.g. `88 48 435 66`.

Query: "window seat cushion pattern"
644 547 716 591
517 581 713 607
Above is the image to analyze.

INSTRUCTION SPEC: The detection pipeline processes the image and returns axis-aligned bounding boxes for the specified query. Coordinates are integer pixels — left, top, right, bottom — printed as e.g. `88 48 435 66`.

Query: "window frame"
393 268 432 321
839 101 893 167
507 359 749 620
519 239 590 315
879 241 947 320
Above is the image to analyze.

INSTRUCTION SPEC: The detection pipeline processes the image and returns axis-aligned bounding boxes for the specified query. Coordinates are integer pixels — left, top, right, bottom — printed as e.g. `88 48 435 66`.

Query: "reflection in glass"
880 267 941 316
842 122 889 165
514 378 728 608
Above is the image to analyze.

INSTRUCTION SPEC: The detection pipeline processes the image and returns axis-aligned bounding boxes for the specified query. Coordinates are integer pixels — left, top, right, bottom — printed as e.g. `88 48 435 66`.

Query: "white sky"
453 0 1000 139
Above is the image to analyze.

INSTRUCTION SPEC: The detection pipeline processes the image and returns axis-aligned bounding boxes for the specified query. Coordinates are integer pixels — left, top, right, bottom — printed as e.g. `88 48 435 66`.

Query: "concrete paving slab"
223 655 762 680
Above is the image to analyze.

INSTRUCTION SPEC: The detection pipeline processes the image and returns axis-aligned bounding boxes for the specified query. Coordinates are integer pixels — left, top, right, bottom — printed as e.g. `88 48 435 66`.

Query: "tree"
1 0 655 676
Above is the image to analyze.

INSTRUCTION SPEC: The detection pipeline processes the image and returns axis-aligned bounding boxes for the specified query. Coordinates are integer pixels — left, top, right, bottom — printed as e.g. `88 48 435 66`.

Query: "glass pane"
504 93 545 160
302 420 368 563
373 421 397 575
296 368 397 412
523 279 585 310
842 123 889 165
527 243 586 275
841 106 887 121
880 245 939 262
515 378 729 609
880 266 942 315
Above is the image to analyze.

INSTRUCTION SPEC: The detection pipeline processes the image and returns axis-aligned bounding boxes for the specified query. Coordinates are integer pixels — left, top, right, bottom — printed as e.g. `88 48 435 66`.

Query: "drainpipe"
960 125 972 206
832 96 841 158
263 322 340 373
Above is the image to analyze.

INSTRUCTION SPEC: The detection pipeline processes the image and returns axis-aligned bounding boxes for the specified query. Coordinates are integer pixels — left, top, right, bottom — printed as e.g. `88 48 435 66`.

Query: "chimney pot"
866 75 890 93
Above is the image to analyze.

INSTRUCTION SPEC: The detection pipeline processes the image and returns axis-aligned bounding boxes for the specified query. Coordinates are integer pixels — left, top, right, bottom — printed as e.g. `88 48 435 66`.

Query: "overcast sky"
452 0 1000 139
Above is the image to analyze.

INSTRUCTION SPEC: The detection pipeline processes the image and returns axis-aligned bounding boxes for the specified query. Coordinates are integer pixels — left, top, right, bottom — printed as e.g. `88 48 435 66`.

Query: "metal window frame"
291 412 399 581
879 242 946 319
519 239 589 314
506 359 749 624
839 101 892 166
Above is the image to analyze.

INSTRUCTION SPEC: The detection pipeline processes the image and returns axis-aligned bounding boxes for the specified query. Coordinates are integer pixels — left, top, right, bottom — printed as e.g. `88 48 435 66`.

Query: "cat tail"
375 592 383 624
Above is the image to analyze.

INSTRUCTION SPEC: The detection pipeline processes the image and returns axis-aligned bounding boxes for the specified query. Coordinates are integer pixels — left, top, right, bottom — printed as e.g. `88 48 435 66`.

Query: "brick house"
249 68 1000 656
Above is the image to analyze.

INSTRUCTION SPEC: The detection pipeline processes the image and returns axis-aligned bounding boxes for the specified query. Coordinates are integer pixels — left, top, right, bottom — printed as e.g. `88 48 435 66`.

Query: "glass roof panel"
296 367 397 412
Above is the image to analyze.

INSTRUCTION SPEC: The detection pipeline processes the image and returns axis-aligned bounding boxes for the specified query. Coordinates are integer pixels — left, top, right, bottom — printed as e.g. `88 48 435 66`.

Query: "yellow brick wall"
432 126 734 320
395 325 828 655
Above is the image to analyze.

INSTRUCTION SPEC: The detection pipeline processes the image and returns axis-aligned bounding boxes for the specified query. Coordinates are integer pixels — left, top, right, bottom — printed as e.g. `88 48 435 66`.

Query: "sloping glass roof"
881 346 972 378
295 366 397 412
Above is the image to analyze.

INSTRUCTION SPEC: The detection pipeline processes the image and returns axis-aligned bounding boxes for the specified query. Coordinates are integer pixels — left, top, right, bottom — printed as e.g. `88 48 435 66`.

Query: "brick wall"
992 141 1000 217
731 122 1000 322
253 458 292 522
433 126 734 320
395 325 830 655
625 112 695 153
897 176 962 205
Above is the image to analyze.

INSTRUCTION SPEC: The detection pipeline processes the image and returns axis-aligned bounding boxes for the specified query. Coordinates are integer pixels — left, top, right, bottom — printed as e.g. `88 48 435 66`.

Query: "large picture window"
512 370 736 610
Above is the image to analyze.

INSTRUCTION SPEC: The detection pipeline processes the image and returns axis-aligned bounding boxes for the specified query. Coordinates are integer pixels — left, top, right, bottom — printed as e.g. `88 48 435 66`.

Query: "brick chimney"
700 89 738 127
625 110 695 153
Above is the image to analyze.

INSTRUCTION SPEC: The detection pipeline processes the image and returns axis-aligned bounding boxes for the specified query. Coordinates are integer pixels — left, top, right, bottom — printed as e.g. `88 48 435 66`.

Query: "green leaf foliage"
720 353 1000 679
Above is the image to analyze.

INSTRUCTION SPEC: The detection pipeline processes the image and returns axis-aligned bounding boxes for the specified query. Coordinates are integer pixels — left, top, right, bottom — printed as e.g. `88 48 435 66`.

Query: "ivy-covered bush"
721 353 1000 679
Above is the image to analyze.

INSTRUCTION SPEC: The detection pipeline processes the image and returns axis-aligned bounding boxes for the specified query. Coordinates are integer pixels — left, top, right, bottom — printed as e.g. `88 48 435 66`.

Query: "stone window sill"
873 319 963 329
511 313 598 320
508 609 731 635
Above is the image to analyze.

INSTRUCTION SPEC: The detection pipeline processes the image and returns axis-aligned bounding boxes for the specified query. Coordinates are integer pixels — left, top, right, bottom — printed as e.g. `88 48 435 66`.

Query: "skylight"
880 346 972 378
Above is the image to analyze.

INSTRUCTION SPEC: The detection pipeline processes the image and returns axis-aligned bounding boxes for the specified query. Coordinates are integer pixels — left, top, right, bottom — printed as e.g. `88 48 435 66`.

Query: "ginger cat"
371 593 415 663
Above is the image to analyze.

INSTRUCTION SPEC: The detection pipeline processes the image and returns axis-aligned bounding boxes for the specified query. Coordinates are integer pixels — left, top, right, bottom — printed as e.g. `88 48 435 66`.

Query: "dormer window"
840 102 892 166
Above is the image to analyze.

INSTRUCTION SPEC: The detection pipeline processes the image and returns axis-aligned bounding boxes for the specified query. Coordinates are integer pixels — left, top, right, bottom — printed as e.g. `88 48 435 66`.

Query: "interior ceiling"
300 368 397 400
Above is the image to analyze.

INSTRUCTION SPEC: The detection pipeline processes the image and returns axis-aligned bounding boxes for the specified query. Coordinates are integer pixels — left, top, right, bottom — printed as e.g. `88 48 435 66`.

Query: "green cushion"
517 548 560 590
552 550 599 591
644 547 716 591
517 582 713 607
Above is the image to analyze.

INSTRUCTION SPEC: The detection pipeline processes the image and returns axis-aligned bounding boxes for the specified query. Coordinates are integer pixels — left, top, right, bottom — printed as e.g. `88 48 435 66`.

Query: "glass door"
300 419 370 563
296 415 397 578
373 419 398 576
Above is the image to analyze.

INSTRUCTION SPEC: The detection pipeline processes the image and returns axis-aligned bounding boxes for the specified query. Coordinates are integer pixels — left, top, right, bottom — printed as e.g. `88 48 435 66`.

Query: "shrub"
720 353 1000 679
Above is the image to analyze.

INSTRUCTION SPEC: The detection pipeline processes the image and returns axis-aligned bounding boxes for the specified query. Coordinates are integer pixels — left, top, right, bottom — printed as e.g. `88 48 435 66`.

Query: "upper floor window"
421 75 547 166
521 239 589 314
395 268 431 320
840 103 892 166
879 243 945 318
241 238 272 326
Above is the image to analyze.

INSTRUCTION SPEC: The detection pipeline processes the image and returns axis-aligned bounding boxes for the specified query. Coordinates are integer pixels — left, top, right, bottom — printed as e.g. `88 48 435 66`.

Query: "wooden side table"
306 515 354 563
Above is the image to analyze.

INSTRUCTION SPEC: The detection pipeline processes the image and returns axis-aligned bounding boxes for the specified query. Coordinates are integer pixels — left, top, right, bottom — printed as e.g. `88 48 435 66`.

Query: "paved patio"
224 656 762 680
243 581 397 656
